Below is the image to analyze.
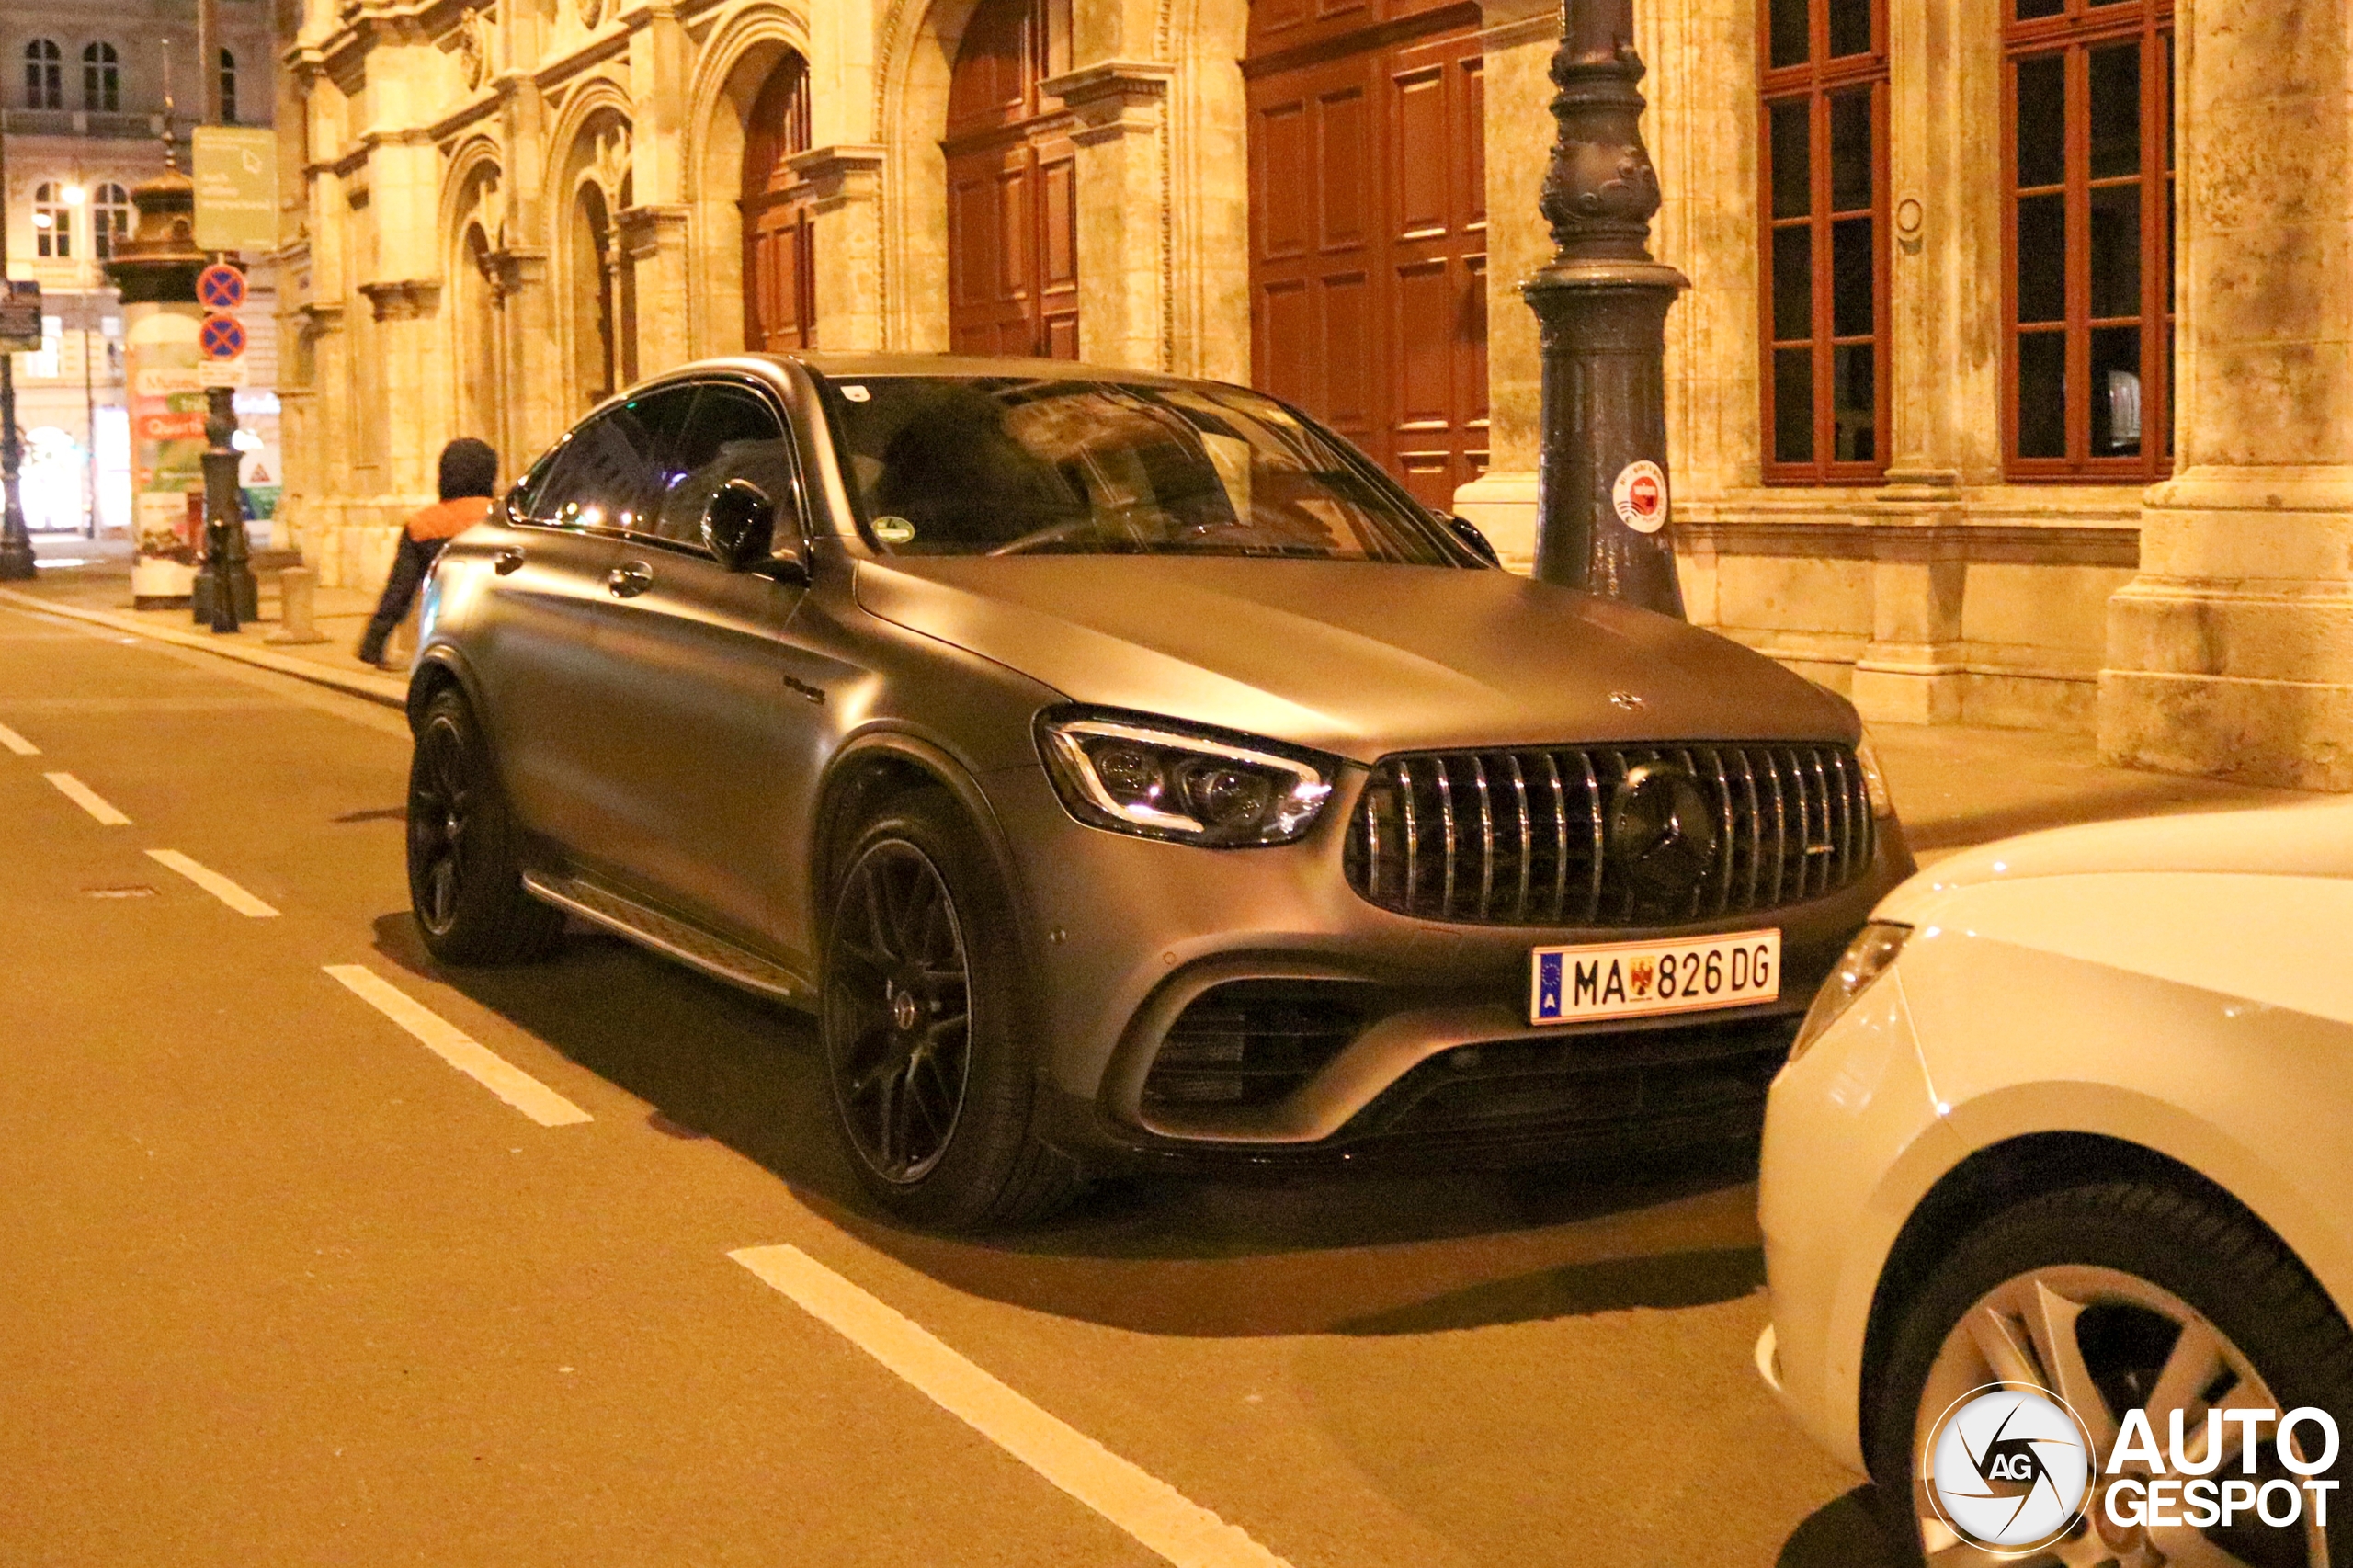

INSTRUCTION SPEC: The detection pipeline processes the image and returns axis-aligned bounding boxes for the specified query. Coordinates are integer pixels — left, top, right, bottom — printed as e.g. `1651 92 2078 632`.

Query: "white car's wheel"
1870 1181 2352 1568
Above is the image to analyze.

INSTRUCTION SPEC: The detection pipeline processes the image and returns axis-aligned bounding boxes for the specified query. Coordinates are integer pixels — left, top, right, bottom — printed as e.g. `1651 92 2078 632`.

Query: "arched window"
740 51 816 351
1760 0 1888 480
93 183 131 260
24 39 63 109
82 41 119 113
218 48 237 124
33 182 74 258
2004 0 2175 477
572 182 621 406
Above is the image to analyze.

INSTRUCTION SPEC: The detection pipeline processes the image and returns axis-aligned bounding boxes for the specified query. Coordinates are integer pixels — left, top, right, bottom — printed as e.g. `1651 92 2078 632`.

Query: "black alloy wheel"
824 837 973 1184
820 792 1080 1230
405 688 561 964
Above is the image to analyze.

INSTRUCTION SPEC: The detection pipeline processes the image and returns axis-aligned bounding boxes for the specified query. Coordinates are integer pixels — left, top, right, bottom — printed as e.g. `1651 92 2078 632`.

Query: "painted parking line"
0 721 38 756
324 964 592 1128
43 771 130 824
145 850 280 918
730 1244 1292 1568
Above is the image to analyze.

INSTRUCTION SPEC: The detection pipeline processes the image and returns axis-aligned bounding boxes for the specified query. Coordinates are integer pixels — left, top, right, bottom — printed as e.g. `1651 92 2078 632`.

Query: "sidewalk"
2 535 407 708
1 535 2320 857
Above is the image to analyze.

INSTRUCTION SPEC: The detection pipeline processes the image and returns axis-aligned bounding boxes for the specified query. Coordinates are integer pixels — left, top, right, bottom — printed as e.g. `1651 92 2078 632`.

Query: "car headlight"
1790 921 1912 1062
1037 712 1335 846
1856 730 1896 818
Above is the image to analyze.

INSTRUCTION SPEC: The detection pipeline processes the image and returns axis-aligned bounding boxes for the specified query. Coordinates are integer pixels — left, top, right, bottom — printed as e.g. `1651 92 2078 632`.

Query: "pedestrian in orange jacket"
359 437 498 668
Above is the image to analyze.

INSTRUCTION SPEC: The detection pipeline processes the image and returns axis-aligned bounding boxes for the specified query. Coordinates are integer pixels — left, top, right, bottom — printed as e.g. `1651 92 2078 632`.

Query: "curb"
0 587 411 711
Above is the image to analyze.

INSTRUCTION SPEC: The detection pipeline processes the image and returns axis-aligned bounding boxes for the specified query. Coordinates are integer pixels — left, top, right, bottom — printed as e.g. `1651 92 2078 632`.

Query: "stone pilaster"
2100 0 2353 790
491 248 561 463
1042 62 1175 373
620 205 692 376
790 144 887 351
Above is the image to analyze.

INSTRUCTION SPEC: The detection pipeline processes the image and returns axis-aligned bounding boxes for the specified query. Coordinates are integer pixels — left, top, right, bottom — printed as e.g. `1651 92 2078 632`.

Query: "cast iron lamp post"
1525 0 1687 616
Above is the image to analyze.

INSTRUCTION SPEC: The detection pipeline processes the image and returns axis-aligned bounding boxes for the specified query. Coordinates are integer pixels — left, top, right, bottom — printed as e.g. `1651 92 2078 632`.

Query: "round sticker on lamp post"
198 263 248 313
1612 460 1669 535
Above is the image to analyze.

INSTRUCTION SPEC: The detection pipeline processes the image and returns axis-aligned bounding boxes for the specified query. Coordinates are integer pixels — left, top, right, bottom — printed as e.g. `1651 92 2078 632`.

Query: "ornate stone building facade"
277 0 2353 787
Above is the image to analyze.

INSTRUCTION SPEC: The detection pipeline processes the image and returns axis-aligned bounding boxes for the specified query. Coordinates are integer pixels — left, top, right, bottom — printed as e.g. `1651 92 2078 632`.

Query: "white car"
1757 804 2353 1567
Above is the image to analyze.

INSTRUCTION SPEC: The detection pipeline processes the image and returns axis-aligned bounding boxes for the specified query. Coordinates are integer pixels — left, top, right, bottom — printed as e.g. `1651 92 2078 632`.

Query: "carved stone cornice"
359 278 442 322
1040 62 1174 146
618 204 688 261
785 143 885 208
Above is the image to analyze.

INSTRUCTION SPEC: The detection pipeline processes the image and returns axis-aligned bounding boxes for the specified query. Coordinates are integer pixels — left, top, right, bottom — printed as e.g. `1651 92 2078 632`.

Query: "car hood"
851 556 1858 763
1881 799 2353 922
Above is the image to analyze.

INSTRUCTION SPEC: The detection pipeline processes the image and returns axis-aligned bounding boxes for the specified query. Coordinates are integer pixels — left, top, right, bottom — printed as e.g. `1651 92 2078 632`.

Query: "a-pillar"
790 145 886 350
2101 0 2353 790
1043 62 1175 373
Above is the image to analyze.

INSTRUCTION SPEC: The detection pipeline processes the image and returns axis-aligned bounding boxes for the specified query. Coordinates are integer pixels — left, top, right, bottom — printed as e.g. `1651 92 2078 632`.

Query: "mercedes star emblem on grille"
1608 762 1720 898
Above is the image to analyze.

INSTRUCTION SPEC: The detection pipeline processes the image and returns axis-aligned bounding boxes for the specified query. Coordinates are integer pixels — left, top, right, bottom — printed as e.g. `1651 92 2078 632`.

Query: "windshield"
824 376 1463 564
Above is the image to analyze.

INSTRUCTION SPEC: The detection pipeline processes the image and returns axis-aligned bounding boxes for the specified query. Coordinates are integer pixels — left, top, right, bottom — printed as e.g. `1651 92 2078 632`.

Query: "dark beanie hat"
438 437 499 501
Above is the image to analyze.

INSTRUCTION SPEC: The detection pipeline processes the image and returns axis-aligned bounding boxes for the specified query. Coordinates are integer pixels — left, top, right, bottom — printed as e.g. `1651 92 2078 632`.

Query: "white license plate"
1529 929 1782 1024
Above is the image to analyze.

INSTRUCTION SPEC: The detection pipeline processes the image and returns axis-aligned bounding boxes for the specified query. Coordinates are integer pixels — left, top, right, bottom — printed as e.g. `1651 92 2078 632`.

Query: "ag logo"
1926 1385 2094 1553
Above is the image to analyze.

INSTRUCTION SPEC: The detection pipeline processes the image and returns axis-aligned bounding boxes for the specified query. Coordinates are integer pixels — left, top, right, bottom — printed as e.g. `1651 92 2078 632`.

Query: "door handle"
494 547 526 574
606 561 653 598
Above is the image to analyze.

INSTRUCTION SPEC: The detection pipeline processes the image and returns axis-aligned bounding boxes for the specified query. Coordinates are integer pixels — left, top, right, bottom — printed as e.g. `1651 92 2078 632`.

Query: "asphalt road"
0 597 1906 1567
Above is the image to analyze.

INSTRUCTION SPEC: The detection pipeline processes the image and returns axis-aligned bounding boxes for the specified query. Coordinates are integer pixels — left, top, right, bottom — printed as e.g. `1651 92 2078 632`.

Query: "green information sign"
192 126 278 255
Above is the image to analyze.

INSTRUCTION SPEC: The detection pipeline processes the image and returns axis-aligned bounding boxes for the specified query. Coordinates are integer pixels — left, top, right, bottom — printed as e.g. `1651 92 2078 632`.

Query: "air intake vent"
1142 981 1367 1110
1344 744 1873 927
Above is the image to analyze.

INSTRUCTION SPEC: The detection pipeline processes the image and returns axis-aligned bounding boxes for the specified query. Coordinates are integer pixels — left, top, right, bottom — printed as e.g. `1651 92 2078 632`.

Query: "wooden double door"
946 0 1080 358
742 51 817 351
1246 0 1488 508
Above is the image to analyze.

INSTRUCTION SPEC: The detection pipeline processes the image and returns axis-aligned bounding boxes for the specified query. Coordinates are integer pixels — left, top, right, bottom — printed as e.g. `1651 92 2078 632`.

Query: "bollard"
265 566 329 645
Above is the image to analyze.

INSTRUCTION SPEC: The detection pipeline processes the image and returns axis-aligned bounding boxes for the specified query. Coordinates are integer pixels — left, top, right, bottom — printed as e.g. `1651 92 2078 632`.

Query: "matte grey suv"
405 354 1914 1227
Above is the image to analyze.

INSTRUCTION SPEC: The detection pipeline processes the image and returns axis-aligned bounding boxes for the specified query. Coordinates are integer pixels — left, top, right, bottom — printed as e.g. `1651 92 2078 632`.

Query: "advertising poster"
126 301 208 605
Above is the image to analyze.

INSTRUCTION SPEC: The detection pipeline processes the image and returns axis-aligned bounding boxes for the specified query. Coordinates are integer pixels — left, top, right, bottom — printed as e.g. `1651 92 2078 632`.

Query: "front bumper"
981 760 1916 1172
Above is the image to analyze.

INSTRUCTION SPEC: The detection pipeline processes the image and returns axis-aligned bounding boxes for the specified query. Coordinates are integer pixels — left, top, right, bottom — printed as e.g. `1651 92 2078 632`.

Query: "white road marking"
44 771 130 824
145 849 280 917
729 1244 1293 1568
0 721 38 756
324 964 591 1127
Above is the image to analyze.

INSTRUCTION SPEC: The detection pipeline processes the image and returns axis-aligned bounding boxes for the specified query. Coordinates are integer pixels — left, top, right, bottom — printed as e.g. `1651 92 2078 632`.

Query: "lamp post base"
1525 260 1687 615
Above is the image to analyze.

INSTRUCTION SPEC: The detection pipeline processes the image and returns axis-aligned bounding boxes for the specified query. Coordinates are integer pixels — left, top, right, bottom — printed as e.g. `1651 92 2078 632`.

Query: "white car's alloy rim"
1913 1265 2333 1568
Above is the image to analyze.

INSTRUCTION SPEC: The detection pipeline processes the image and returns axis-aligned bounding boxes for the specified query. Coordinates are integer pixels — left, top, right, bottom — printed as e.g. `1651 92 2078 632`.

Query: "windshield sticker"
840 384 872 403
871 516 916 545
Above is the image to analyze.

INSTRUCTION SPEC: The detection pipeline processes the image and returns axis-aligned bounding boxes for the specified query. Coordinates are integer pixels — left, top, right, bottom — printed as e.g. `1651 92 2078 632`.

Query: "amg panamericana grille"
1343 744 1874 926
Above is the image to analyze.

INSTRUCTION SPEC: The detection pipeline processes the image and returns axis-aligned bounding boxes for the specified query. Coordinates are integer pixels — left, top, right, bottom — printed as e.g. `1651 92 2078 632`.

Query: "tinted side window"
652 383 801 548
529 387 697 529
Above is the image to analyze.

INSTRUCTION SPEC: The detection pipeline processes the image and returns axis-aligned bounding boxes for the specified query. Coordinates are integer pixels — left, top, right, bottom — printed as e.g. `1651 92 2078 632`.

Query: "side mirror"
1448 515 1500 566
703 479 782 573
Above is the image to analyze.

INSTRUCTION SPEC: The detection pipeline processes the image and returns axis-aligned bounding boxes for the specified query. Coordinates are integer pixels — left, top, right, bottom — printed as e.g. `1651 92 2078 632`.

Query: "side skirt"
522 869 815 1011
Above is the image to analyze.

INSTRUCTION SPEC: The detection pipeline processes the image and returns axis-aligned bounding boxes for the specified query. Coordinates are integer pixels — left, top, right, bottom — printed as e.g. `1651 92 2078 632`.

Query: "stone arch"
1161 0 1249 381
684 3 817 355
546 92 636 411
439 141 506 454
874 0 995 349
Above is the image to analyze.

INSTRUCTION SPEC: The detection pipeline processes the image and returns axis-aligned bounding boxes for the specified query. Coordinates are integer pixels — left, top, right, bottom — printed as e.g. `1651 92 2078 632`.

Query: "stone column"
620 205 692 375
2100 0 2353 790
790 145 887 351
1043 62 1176 373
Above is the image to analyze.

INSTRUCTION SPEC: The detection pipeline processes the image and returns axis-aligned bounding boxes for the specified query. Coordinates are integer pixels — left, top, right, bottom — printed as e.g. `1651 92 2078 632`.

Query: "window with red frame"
2006 0 2173 478
1761 0 1887 483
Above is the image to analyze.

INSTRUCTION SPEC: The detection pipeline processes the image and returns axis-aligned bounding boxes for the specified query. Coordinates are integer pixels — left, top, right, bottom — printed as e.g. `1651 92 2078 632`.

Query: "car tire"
820 790 1079 1231
1867 1178 2353 1567
406 687 563 965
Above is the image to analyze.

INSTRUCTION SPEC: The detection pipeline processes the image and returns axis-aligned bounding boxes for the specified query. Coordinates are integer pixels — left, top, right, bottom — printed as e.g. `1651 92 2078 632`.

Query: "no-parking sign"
198 263 248 313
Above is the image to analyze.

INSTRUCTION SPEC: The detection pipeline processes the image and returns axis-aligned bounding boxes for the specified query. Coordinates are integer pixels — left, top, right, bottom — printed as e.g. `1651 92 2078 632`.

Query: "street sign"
198 263 248 313
199 312 249 388
0 280 41 353
199 313 246 360
192 127 278 255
